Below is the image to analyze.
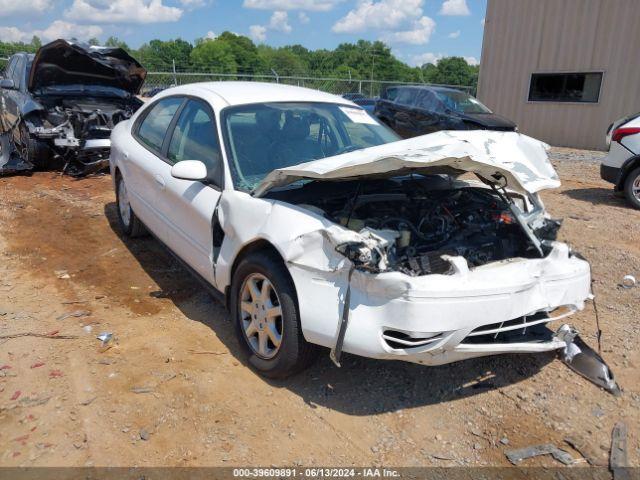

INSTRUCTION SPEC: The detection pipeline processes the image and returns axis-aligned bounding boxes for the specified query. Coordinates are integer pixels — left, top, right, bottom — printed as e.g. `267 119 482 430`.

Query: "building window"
528 72 603 103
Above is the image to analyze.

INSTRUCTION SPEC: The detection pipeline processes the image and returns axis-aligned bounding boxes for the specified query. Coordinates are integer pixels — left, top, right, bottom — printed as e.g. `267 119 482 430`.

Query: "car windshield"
222 102 400 192
434 90 492 114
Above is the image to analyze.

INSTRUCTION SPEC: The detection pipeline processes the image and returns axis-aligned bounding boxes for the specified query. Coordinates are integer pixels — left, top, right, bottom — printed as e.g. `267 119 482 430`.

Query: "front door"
154 98 224 285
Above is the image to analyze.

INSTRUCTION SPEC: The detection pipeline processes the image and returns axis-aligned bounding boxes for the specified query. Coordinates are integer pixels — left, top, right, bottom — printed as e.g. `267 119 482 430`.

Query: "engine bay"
32 95 141 176
268 175 557 276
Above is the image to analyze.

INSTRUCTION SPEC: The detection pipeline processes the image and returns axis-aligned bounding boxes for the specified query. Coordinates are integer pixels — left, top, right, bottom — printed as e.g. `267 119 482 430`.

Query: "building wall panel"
478 0 640 150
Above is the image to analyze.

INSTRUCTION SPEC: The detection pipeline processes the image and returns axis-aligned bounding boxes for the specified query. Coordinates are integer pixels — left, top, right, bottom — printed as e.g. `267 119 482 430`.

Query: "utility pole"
172 59 177 86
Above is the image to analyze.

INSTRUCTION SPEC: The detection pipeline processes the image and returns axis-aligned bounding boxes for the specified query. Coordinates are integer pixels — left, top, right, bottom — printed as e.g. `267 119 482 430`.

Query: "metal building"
477 0 640 151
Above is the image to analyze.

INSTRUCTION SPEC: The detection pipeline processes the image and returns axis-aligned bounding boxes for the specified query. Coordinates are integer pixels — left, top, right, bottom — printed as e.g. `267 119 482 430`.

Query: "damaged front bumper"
290 242 591 366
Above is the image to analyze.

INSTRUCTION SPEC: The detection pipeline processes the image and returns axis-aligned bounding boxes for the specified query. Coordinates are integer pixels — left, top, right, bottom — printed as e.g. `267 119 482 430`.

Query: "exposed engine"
270 175 558 276
32 96 141 176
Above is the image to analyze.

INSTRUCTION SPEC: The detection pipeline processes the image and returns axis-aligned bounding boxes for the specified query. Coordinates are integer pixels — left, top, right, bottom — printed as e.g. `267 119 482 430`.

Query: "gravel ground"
0 147 638 470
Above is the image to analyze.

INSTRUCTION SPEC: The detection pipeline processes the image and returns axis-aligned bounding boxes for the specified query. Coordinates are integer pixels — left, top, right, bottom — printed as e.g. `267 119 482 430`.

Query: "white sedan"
109 82 592 379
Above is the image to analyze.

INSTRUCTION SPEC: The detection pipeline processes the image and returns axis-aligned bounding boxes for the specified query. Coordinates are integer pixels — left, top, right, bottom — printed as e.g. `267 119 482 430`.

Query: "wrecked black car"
0 39 146 176
374 85 516 138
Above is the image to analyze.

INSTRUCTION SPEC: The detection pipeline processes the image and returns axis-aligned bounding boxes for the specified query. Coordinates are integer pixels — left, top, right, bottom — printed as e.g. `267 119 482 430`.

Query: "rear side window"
395 88 417 106
383 87 398 101
415 91 440 111
136 97 183 153
11 57 24 89
3 57 17 83
168 99 224 186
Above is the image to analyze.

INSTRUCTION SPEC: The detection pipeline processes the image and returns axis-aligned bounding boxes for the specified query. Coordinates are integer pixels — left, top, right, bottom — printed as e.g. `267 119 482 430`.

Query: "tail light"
612 127 640 143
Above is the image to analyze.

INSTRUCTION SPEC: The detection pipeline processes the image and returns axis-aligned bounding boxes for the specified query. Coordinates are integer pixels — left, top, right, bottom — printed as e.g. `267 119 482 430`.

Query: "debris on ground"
0 332 78 340
610 422 629 476
96 332 114 347
556 325 621 395
621 275 636 289
564 435 608 466
56 310 91 321
139 428 150 441
505 444 575 465
54 270 70 279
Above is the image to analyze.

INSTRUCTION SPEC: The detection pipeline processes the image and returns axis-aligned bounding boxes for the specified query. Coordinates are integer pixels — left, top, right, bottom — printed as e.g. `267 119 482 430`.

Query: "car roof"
389 85 466 94
158 81 357 108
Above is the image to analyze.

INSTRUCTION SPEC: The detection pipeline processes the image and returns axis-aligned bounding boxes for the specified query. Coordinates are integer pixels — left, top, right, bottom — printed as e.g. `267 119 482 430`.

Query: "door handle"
154 174 166 189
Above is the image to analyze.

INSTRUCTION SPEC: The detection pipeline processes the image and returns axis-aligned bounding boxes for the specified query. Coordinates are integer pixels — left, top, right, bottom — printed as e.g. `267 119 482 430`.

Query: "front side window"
528 72 603 103
223 102 400 191
136 97 183 153
168 99 223 186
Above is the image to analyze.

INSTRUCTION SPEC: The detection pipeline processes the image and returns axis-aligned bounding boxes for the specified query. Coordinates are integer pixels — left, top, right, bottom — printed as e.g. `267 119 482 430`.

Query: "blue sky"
0 0 487 66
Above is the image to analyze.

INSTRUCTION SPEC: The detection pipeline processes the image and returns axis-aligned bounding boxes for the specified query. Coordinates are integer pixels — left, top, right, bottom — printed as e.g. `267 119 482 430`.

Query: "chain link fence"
142 71 475 98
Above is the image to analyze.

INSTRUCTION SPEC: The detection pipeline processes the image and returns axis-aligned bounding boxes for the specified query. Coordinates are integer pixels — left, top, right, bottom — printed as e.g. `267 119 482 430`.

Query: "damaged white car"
109 82 608 382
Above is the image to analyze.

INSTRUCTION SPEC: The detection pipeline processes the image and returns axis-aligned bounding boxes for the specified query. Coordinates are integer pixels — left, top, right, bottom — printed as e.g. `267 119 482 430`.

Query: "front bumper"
290 242 591 366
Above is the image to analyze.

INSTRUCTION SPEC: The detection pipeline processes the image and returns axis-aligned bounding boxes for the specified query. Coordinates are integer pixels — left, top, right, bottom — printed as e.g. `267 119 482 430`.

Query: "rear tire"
230 251 318 378
115 174 146 237
623 167 640 210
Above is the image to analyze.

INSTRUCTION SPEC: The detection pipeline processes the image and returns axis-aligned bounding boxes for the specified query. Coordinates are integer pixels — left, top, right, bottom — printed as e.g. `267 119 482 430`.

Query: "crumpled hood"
29 39 147 95
253 131 559 197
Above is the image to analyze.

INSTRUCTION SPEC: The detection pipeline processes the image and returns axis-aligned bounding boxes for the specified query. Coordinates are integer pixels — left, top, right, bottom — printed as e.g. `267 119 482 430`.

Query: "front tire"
115 174 146 237
18 122 49 169
230 252 318 378
623 167 640 210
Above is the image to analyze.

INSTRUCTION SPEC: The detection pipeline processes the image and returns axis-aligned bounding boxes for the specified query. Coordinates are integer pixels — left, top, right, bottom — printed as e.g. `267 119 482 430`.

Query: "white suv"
601 113 640 209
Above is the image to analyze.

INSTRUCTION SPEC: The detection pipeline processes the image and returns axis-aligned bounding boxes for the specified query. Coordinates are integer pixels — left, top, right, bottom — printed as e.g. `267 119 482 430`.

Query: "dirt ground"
0 148 638 469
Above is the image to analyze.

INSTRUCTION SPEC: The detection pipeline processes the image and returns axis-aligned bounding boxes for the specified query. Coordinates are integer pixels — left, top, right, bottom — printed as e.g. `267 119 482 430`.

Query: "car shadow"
561 187 629 208
105 201 555 416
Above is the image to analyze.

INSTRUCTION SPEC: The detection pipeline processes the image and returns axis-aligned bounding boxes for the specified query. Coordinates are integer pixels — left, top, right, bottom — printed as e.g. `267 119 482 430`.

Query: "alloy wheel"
118 177 131 227
239 273 283 359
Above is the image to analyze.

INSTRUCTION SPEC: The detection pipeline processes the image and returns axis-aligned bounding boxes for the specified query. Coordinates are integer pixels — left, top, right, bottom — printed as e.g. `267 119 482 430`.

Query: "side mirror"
170 160 207 181
0 79 15 89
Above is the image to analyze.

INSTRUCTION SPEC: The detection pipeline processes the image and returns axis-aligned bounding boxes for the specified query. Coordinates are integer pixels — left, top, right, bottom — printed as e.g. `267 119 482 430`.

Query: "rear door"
154 98 224 285
392 88 419 138
126 96 185 238
413 90 445 134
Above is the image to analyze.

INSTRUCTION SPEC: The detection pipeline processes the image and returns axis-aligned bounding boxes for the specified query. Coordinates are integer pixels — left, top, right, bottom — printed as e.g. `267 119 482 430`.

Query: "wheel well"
225 239 287 309
620 156 640 189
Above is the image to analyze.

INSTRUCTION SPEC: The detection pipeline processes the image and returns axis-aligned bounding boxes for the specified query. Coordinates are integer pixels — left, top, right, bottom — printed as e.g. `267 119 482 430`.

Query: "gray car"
0 39 146 176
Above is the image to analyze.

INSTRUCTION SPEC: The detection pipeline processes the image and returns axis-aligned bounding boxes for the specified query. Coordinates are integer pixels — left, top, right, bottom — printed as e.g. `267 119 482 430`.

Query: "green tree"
105 36 130 51
421 57 478 88
137 39 193 71
215 32 262 74
257 45 306 76
190 39 237 74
